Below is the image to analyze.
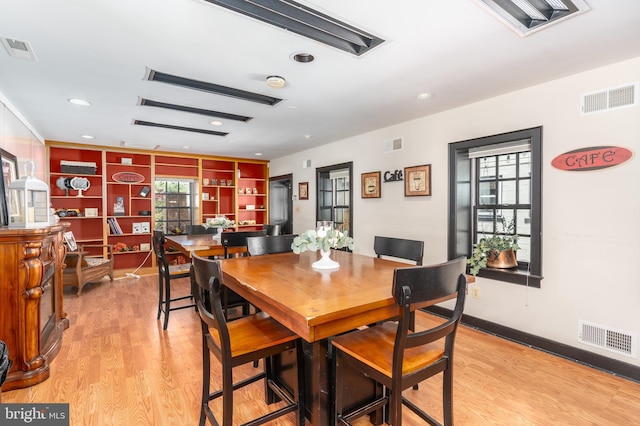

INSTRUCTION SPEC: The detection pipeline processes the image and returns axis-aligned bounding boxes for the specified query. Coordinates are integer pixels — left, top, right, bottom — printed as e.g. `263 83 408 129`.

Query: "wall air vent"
384 137 403 153
202 0 384 56
578 320 636 358
581 83 639 115
0 37 37 61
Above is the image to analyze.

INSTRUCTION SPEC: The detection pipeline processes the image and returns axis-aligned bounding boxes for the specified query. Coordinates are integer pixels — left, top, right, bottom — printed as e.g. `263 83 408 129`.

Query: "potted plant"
468 217 520 275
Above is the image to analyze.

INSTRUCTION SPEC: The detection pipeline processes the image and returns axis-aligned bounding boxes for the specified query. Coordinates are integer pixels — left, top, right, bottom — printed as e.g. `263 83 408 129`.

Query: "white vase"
212 227 223 241
312 249 340 270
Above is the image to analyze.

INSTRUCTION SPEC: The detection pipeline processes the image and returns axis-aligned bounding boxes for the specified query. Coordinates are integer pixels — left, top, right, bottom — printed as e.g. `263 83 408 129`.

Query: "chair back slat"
152 230 170 273
221 230 267 257
263 224 282 236
186 224 216 235
247 234 298 256
191 254 230 351
392 257 467 359
374 236 424 265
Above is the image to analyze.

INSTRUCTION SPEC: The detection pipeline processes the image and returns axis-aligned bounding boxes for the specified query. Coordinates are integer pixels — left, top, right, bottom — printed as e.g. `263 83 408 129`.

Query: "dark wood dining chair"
220 230 267 318
191 253 305 426
152 230 195 330
374 235 425 331
246 234 298 256
374 235 424 265
332 257 468 426
185 224 216 235
263 223 282 236
221 230 267 258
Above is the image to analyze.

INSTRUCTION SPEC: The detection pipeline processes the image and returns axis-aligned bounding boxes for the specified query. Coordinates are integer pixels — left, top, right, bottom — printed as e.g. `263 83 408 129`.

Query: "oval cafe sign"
112 171 145 183
551 146 633 171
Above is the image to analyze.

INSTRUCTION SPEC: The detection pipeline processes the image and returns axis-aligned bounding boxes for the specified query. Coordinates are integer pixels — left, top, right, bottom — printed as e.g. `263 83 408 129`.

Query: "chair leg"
443 365 453 426
163 278 171 330
295 342 305 426
200 333 210 426
156 276 164 320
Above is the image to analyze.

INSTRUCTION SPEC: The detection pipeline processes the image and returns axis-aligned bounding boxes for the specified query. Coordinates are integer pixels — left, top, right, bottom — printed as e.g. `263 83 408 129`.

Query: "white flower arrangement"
291 228 354 254
203 216 235 230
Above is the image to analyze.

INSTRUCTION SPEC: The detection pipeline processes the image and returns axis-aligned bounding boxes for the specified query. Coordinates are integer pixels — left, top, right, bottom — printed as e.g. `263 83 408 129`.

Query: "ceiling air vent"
202 0 384 56
0 37 37 61
578 320 637 358
581 82 639 115
384 137 403 153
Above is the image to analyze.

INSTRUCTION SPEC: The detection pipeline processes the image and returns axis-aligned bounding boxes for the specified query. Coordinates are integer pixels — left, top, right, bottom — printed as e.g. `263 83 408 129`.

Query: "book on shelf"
108 217 123 235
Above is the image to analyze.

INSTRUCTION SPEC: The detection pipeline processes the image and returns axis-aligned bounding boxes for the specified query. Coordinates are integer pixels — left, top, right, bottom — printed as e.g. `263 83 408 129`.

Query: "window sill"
473 266 542 288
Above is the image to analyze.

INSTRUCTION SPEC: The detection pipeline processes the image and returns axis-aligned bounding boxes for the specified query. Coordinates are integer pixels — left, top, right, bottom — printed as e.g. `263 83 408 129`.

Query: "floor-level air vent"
581 83 638 115
384 137 403 153
578 320 636 358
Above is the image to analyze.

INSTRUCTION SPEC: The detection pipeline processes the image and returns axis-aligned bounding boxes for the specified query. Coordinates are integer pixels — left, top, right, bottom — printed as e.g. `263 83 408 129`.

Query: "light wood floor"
3 274 639 425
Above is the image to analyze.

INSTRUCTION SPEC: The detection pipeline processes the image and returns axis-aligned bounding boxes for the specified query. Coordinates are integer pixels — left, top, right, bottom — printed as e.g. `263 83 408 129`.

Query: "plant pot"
486 249 517 269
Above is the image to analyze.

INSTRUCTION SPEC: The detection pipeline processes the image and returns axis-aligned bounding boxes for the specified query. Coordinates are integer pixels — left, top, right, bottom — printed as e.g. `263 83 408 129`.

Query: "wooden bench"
63 244 114 296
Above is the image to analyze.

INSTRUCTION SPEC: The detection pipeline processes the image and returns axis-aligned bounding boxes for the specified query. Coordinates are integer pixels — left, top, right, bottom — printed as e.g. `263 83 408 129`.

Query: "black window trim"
448 126 543 287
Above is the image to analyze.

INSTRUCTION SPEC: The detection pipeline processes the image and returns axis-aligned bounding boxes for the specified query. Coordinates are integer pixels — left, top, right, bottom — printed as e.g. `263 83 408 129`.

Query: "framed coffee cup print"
404 164 431 196
361 171 381 198
299 182 309 200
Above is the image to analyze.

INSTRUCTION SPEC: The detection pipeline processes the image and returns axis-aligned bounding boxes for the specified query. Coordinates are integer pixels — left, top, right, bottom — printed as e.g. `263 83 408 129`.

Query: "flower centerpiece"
292 221 354 270
203 215 235 240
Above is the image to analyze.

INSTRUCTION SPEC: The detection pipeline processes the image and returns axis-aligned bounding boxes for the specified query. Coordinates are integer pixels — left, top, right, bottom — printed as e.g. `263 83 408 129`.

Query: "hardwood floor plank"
3 275 639 425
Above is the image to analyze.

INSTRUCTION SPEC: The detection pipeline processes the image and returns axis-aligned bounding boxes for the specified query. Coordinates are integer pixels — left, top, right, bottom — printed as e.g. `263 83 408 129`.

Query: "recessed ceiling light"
266 75 286 89
255 152 263 156
69 98 91 106
210 120 223 126
81 134 94 139
304 135 312 139
416 92 434 100
292 52 315 63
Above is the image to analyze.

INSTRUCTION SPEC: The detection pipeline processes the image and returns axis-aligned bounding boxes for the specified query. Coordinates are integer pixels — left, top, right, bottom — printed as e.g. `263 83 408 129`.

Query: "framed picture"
404 164 431 197
63 231 78 251
361 171 381 198
299 182 309 200
1 148 18 226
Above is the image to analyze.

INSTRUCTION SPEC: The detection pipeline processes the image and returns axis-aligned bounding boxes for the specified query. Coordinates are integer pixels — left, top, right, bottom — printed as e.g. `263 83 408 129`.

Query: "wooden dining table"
164 233 245 258
219 250 414 426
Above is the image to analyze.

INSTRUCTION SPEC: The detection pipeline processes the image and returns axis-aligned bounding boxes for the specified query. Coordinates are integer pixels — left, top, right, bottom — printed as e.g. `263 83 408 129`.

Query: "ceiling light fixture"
81 134 95 139
202 0 384 56
473 0 590 36
266 76 286 89
416 92 434 100
69 98 91 106
210 120 223 126
292 52 315 63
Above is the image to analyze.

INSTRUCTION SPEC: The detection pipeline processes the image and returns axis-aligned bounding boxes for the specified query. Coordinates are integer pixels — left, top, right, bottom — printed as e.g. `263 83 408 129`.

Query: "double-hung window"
448 127 542 287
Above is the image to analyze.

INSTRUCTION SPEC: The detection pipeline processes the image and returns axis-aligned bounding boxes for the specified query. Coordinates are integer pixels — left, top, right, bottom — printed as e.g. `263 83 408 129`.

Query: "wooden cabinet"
200 159 236 224
46 143 269 271
48 147 104 244
0 224 69 391
105 151 153 270
236 162 268 231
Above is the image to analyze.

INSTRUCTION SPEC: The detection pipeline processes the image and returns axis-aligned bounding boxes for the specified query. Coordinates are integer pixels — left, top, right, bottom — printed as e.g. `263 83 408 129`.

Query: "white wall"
270 56 640 366
1 96 46 179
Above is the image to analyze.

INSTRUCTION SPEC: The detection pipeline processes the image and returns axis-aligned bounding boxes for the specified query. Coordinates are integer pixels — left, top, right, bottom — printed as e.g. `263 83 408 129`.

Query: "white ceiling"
1 0 639 160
